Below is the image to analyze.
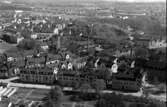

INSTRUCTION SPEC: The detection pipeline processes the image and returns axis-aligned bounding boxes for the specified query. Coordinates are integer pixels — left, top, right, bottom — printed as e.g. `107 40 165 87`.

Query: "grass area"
0 42 16 54
5 46 34 57
26 89 49 101
10 88 49 102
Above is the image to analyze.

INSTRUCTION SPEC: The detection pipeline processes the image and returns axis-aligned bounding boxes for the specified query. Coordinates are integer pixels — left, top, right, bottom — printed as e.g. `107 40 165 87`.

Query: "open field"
0 41 16 54
10 88 49 102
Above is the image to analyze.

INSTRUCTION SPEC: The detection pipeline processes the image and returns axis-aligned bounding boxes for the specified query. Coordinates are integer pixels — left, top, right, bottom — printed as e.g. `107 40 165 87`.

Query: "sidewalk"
0 77 51 89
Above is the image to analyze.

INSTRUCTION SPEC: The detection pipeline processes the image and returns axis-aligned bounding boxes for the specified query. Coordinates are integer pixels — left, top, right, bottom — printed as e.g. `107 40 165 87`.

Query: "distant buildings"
18 52 144 92
149 39 166 49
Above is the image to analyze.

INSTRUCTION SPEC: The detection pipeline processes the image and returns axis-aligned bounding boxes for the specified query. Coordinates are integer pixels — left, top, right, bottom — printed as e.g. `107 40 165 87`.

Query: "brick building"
19 65 56 84
109 68 142 92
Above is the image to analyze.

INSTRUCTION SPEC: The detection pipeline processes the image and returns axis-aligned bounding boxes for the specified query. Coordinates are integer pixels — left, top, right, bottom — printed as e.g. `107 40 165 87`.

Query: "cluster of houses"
0 8 166 93
0 10 67 44
148 39 166 49
16 50 144 92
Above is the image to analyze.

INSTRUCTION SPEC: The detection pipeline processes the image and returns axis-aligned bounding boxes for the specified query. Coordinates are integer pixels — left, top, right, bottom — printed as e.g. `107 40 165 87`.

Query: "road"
0 77 52 89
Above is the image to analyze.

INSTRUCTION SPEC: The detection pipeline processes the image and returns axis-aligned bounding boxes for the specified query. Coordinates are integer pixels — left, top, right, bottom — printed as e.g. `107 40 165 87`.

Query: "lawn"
0 42 16 54
10 88 49 102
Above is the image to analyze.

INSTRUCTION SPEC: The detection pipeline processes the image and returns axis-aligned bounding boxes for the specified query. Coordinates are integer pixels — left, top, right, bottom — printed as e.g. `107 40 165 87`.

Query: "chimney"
3 53 8 63
24 57 28 67
44 54 48 66
3 53 9 75
57 36 61 49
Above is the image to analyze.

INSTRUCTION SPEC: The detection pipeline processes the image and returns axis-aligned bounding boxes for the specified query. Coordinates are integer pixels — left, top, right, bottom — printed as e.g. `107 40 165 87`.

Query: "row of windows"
112 80 138 86
21 74 54 78
112 84 139 90
20 75 54 81
21 76 54 83
58 76 94 82
20 71 54 75
20 73 100 82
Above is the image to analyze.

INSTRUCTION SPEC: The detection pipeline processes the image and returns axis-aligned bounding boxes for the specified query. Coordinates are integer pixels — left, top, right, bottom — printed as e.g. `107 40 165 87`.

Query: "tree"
148 102 157 107
19 104 25 107
17 39 36 50
80 83 92 93
0 53 7 64
79 83 94 100
71 81 80 89
96 98 107 107
92 79 106 94
92 79 106 99
106 93 123 107
96 93 124 107
42 85 64 107
1 34 17 44
21 29 31 39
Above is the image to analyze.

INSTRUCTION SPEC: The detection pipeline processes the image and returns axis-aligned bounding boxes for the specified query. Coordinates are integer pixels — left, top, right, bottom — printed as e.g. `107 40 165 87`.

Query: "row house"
135 38 150 47
57 70 98 87
19 66 56 84
0 65 8 79
109 68 143 92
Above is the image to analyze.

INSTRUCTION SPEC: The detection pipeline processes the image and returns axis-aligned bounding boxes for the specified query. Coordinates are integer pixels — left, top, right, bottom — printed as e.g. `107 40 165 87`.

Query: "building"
109 68 143 92
30 34 37 39
0 65 8 79
149 39 167 49
41 45 49 51
57 69 101 87
57 70 78 87
16 36 24 44
144 60 166 83
19 54 60 84
19 66 56 84
135 38 150 47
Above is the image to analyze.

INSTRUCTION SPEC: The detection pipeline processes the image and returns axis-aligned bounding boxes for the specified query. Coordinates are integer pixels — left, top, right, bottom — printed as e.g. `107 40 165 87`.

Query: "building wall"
57 75 93 87
111 79 140 91
0 70 8 78
20 74 55 84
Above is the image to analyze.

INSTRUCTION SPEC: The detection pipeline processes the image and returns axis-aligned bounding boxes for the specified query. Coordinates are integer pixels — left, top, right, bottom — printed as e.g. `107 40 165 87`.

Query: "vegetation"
96 93 124 107
0 33 17 44
42 86 64 107
96 93 166 107
17 39 37 50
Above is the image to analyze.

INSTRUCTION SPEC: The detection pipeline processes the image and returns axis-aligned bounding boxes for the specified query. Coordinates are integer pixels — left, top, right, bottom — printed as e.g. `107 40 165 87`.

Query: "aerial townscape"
0 0 166 107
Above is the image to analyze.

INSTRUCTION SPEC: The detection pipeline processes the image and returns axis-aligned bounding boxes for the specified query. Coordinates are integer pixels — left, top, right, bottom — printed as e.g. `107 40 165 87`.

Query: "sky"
2 0 166 3
103 0 166 2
